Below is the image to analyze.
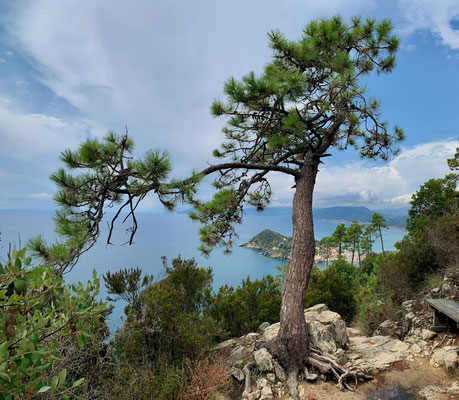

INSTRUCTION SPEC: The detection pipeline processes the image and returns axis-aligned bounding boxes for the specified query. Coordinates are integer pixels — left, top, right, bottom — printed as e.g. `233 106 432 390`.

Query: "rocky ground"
215 299 458 400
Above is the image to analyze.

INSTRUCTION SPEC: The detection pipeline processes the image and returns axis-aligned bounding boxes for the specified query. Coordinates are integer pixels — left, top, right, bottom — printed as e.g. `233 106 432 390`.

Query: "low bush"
209 274 282 337
304 258 358 321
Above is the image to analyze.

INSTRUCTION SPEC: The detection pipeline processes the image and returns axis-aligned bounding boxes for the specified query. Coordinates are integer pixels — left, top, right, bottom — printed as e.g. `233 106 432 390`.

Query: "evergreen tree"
361 223 376 254
344 221 363 266
318 236 333 266
407 148 458 234
32 16 403 397
371 212 388 253
331 223 347 254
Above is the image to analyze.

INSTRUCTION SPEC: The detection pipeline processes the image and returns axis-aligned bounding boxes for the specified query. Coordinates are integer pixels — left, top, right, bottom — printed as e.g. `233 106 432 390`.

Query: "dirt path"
296 356 456 400
293 328 458 400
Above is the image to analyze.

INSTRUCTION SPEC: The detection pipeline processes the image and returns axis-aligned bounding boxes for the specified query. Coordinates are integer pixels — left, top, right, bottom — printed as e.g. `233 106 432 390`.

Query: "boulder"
262 304 349 356
418 385 445 400
259 385 274 400
254 348 273 372
229 346 250 365
447 381 459 395
421 328 436 341
347 335 410 374
231 367 244 381
214 338 237 350
374 320 397 337
258 322 270 335
431 346 459 371
272 359 286 382
263 323 280 342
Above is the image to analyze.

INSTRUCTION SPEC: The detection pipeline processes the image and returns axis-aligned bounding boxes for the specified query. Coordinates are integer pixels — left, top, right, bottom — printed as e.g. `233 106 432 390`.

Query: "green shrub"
0 248 110 399
209 274 282 337
304 259 358 321
108 257 222 366
109 361 186 400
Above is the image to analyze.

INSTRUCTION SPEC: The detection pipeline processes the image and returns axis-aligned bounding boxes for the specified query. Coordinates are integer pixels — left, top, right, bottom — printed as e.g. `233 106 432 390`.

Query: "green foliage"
331 223 347 254
192 16 403 254
407 174 458 234
360 224 376 255
30 132 197 273
209 275 282 337
343 221 364 264
304 259 358 321
0 248 109 399
447 145 458 171
104 267 153 311
108 360 186 400
317 236 334 265
113 257 220 365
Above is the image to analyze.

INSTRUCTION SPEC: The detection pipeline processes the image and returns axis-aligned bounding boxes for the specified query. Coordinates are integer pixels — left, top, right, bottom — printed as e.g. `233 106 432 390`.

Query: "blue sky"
0 0 457 210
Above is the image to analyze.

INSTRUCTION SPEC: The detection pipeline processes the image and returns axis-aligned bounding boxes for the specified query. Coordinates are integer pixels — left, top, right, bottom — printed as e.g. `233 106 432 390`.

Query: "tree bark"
379 226 385 253
267 155 319 374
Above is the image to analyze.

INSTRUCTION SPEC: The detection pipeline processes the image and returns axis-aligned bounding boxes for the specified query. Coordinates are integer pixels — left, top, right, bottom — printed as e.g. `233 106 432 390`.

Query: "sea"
0 209 406 331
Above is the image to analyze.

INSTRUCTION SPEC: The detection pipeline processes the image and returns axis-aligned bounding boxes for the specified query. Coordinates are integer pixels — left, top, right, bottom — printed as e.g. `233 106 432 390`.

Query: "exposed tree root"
286 368 300 400
242 361 255 395
244 345 373 398
306 348 373 391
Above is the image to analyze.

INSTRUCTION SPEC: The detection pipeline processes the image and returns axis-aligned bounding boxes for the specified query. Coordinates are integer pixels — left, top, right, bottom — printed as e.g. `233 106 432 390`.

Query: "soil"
291 356 457 400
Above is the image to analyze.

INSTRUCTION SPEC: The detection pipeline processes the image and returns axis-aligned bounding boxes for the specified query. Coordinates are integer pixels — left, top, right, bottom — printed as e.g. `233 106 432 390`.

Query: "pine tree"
32 16 404 397
371 212 388 253
331 223 347 255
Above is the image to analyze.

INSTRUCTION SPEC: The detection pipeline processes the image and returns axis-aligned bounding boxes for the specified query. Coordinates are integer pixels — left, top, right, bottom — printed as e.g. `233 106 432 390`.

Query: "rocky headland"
242 229 358 264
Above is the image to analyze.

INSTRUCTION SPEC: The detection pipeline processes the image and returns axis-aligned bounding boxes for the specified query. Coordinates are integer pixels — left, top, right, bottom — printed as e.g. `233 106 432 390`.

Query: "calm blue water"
0 209 406 330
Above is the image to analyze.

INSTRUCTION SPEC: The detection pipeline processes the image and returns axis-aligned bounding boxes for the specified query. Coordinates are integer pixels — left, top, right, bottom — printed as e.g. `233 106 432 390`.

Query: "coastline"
316 218 407 232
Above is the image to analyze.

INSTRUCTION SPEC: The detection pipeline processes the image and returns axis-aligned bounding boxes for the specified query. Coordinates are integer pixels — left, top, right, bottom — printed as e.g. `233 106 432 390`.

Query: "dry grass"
183 353 233 400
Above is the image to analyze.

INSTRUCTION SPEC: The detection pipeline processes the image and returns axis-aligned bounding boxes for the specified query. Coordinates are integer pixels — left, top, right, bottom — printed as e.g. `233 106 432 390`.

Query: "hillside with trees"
1 13 458 400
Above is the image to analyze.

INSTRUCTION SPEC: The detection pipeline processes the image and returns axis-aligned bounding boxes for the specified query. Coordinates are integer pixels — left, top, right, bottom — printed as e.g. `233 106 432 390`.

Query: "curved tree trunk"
268 157 319 392
379 226 385 253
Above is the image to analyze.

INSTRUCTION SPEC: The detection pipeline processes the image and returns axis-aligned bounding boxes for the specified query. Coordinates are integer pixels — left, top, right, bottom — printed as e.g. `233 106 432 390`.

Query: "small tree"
32 16 403 397
344 221 363 266
361 223 376 254
371 212 388 253
331 223 347 255
318 236 333 266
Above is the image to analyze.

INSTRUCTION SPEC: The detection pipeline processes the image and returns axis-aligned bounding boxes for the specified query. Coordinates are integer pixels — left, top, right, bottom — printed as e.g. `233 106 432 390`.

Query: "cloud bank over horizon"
0 0 457 210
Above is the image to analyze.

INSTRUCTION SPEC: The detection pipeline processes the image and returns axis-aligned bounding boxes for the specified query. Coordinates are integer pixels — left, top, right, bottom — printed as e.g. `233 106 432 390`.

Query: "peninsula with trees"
243 210 389 266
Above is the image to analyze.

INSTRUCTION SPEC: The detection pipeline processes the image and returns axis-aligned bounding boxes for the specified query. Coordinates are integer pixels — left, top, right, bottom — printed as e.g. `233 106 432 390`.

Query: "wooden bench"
425 299 459 333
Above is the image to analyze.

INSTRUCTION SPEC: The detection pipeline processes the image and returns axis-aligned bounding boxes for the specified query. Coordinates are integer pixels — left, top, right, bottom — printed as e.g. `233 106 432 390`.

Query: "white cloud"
266 139 457 208
5 0 376 175
398 0 459 50
0 106 100 163
386 193 413 205
29 192 52 199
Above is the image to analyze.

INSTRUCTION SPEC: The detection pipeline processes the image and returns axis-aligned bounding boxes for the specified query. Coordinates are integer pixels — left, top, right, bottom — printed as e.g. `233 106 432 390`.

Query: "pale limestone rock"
305 303 329 313
256 376 268 389
447 381 459 395
254 348 274 372
273 359 286 382
259 385 274 400
421 329 436 341
431 346 459 371
418 385 445 400
214 338 236 350
229 346 249 365
263 323 279 342
347 334 410 374
258 322 270 335
231 367 244 381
